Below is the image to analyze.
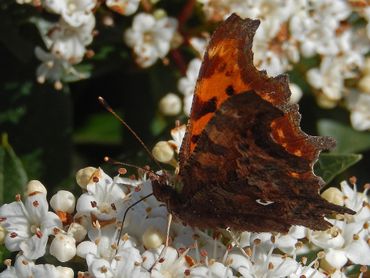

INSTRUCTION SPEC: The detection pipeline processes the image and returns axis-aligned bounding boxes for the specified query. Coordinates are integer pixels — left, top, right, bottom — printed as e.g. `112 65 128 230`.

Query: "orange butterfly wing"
180 14 327 169
149 14 354 232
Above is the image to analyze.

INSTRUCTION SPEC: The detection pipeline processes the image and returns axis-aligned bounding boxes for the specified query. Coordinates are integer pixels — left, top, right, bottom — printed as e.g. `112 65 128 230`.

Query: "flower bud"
317 94 338 109
76 167 98 189
153 9 166 20
56 266 74 278
50 233 77 262
321 187 344 206
358 75 370 94
142 226 165 249
0 225 6 244
68 222 87 243
362 57 370 75
26 180 47 196
289 83 303 104
76 241 97 259
152 141 175 163
159 93 182 116
50 190 76 213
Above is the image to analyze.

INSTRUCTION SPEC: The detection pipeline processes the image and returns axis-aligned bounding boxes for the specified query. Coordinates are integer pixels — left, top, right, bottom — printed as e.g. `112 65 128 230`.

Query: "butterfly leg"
225 227 249 258
149 213 173 271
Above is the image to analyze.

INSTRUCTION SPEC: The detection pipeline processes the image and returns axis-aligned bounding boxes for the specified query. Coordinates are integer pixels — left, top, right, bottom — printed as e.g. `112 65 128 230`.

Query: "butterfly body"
152 14 354 232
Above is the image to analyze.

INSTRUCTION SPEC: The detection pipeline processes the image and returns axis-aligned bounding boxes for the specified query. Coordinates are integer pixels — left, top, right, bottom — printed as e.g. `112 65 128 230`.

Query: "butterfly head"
150 170 184 211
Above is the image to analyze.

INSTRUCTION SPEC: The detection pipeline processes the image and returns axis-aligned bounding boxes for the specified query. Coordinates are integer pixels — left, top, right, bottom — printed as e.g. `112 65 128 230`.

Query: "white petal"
20 233 49 260
325 249 348 269
24 194 49 223
345 239 370 265
132 13 155 31
77 241 98 258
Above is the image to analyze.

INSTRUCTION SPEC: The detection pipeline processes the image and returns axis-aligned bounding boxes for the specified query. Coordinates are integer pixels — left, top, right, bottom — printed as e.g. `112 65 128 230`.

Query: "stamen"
35 229 43 238
100 266 108 273
349 176 357 185
4 259 11 267
118 168 127 175
10 232 17 238
185 255 195 267
317 251 325 260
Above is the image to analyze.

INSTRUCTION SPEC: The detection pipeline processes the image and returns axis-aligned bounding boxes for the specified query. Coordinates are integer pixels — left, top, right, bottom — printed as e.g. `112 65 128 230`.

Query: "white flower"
307 179 370 269
0 255 74 278
306 56 345 102
106 0 140 16
178 58 201 115
124 13 178 68
190 262 234 277
78 233 129 261
290 0 351 57
289 264 326 278
35 47 71 87
340 180 370 216
76 168 125 221
15 0 40 6
142 245 187 277
0 192 62 260
275 226 306 254
86 247 150 278
347 91 370 131
48 16 95 63
43 0 96 27
159 93 182 116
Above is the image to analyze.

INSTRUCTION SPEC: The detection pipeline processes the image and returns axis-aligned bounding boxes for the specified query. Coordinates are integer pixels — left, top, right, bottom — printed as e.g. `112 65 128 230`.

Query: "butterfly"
151 14 354 233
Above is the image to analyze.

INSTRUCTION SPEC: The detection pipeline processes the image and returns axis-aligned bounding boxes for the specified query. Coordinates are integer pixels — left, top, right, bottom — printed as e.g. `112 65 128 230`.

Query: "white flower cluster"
0 166 369 277
159 0 370 130
29 0 98 90
17 0 152 88
124 12 178 68
0 126 367 277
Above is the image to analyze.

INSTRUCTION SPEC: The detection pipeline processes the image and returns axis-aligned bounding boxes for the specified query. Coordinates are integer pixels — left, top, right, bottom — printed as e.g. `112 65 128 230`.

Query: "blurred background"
1 0 370 202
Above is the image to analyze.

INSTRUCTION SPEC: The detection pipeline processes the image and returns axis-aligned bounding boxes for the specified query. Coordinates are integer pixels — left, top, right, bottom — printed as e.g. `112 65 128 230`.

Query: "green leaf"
318 119 370 153
0 134 28 203
0 245 11 263
314 153 362 184
74 113 122 144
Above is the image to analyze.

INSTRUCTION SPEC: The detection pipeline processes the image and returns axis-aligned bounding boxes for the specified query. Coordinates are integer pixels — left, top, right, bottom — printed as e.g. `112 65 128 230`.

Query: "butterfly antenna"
98 96 163 171
115 193 153 252
104 156 162 177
